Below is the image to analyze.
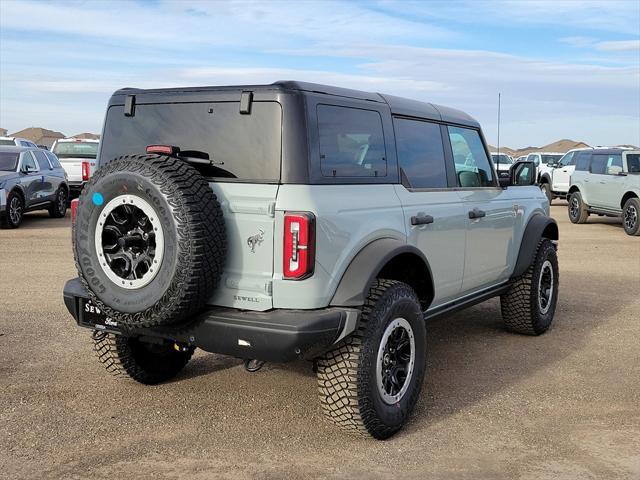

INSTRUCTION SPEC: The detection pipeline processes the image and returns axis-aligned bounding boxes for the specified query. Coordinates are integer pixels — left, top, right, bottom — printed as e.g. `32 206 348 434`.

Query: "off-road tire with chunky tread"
93 331 194 384
622 197 640 236
73 154 226 329
568 191 589 224
316 279 426 439
500 239 558 335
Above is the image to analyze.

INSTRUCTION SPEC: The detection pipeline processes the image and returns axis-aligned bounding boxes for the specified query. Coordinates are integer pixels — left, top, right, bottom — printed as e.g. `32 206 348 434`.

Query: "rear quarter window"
317 104 387 178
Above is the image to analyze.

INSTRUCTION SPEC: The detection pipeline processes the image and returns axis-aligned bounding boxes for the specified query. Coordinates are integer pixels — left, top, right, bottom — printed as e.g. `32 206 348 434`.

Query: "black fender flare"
329 238 433 307
539 173 551 184
512 214 559 279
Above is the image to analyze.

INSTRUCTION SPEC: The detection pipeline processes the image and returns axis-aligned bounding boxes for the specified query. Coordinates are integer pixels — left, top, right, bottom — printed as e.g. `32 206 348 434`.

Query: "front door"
552 151 577 193
19 152 42 207
447 126 516 293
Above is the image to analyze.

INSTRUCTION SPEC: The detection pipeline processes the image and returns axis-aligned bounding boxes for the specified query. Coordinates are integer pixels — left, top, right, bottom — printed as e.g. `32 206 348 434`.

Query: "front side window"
448 126 494 187
591 154 621 174
394 118 447 188
559 151 575 167
317 105 387 177
0 152 19 171
541 154 562 165
575 152 591 171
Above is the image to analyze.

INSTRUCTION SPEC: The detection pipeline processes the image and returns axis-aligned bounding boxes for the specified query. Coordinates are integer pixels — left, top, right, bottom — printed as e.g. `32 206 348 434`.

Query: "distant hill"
5 127 101 148
489 139 591 158
72 133 101 140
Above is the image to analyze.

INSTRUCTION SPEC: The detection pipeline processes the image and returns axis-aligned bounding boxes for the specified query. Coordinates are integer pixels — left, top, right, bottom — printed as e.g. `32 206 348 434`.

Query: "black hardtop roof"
112 80 479 128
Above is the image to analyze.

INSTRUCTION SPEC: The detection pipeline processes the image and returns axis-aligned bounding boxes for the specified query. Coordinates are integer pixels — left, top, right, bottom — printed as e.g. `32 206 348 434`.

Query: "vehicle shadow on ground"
404 268 635 432
8 211 71 230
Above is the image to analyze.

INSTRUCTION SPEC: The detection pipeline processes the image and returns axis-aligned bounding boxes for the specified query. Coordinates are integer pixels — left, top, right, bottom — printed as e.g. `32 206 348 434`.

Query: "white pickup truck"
51 138 99 198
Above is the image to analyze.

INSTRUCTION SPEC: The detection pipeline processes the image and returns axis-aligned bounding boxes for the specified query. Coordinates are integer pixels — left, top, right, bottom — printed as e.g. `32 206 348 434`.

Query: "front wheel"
568 191 589 224
1 191 24 228
622 197 640 236
501 239 559 335
93 332 194 384
316 279 426 439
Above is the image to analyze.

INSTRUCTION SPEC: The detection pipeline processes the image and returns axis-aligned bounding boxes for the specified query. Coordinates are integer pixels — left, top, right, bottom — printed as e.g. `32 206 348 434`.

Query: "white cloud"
595 40 640 52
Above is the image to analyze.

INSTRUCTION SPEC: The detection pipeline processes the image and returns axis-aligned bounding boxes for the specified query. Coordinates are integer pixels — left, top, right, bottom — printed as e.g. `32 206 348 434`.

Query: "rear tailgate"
98 97 283 311
58 157 94 182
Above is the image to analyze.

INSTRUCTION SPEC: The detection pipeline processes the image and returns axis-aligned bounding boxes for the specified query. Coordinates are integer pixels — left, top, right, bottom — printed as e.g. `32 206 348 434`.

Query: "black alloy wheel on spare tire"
73 154 226 328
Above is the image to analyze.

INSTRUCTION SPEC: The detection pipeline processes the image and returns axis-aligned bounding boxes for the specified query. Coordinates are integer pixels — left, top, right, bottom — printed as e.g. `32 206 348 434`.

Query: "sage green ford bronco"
63 81 559 439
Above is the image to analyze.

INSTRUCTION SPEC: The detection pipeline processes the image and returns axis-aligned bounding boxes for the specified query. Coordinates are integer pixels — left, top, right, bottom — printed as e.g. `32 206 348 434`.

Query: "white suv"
490 152 513 179
538 147 593 201
568 148 640 235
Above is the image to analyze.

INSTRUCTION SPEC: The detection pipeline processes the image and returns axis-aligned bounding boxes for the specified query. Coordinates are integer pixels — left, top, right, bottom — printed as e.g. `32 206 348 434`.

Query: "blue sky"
0 0 638 148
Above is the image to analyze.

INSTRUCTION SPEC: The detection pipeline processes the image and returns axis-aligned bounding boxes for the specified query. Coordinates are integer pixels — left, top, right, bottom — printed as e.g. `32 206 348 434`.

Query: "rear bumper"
63 278 359 362
67 182 85 197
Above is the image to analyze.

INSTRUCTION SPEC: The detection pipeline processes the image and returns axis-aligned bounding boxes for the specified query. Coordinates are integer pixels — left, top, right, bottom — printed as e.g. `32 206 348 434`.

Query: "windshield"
626 154 640 173
0 139 15 146
491 154 513 164
53 141 99 158
0 152 19 171
541 154 562 164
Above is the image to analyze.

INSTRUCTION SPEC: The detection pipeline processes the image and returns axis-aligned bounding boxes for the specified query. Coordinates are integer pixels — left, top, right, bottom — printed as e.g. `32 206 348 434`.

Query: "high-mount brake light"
81 161 90 181
283 212 315 280
146 145 180 155
70 198 79 225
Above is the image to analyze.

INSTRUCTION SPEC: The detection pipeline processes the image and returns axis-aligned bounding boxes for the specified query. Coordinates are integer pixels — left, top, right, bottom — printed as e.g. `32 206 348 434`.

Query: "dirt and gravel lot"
1 203 639 480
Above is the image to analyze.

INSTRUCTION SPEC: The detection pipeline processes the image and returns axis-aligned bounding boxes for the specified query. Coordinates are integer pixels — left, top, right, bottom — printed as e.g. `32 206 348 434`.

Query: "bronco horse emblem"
247 229 265 253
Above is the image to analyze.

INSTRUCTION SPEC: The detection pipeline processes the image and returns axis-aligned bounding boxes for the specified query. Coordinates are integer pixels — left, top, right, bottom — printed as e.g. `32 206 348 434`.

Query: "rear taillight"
70 198 79 225
283 212 315 280
146 145 180 155
81 161 90 181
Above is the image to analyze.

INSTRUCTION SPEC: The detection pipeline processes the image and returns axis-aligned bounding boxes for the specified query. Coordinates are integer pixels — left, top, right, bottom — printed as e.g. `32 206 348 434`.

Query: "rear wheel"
501 239 559 335
93 331 194 384
568 191 589 224
622 197 640 236
1 191 23 229
316 279 426 439
48 187 67 218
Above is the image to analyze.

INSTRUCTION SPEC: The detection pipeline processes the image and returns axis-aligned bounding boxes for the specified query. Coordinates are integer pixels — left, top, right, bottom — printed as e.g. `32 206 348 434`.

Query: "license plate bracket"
79 299 121 333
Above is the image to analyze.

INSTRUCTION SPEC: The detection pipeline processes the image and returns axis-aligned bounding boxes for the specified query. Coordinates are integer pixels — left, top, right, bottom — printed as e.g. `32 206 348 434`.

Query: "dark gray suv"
0 146 69 228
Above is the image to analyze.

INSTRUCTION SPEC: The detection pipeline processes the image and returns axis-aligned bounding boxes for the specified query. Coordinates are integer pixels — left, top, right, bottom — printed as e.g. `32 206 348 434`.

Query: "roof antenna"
497 92 501 174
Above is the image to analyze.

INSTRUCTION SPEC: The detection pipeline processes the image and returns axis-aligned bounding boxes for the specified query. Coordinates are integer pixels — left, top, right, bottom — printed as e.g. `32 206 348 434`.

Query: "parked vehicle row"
0 137 99 228
0 146 69 228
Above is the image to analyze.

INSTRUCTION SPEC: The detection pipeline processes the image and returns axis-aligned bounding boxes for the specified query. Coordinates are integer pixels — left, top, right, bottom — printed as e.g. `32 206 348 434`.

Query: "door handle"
599 181 606 184
468 208 486 219
411 214 434 226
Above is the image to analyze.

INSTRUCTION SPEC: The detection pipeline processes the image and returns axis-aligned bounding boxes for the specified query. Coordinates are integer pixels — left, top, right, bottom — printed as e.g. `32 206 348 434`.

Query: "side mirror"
22 165 35 174
606 165 623 175
509 161 536 186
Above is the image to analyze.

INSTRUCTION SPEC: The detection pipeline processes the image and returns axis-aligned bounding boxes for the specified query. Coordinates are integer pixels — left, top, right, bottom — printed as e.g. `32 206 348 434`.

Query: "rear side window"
317 105 387 177
626 154 640 173
33 150 51 170
101 102 282 182
394 118 447 188
447 126 494 187
575 152 591 171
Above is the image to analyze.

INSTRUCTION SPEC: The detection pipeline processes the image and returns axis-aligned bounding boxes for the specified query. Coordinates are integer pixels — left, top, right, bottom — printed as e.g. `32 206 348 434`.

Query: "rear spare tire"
73 154 226 328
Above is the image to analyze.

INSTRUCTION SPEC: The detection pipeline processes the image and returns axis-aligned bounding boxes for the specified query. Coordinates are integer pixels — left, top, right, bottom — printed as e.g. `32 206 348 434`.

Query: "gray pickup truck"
63 81 559 439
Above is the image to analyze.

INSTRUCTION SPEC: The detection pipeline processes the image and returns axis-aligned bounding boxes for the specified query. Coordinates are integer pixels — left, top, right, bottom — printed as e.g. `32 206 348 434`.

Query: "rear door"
32 150 56 202
392 117 466 306
99 98 283 311
447 126 516 293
